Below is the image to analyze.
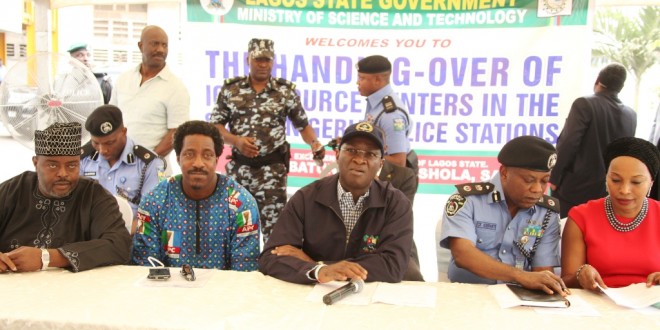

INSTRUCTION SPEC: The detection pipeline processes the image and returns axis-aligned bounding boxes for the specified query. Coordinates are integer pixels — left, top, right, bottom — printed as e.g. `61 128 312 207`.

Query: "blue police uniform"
439 172 561 284
365 84 411 155
80 137 164 217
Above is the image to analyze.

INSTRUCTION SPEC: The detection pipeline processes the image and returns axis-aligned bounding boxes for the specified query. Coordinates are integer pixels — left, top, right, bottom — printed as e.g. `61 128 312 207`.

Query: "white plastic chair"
114 195 134 234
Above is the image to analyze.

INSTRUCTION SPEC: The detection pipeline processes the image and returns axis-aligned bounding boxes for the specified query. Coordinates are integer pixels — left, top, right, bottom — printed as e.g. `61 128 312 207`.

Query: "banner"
183 0 593 193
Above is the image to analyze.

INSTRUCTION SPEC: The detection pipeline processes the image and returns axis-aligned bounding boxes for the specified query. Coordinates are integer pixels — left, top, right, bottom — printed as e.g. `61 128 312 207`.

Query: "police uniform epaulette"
455 182 494 196
224 76 246 85
536 194 560 213
132 145 158 164
382 95 398 113
276 77 295 89
80 141 97 160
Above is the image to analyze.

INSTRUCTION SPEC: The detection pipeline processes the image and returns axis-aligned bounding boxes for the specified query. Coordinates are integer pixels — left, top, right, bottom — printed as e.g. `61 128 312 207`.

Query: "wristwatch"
40 248 50 271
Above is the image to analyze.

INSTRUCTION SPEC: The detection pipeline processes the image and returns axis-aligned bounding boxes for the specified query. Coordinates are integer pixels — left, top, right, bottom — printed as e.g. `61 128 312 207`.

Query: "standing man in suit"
550 63 636 218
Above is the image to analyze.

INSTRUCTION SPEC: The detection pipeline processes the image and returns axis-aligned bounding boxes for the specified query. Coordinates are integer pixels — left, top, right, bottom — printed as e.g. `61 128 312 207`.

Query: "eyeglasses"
180 264 196 281
340 147 381 161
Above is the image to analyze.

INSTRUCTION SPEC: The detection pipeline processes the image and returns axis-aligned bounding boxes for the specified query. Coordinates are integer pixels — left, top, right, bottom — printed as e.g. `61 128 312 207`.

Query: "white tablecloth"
1 265 658 329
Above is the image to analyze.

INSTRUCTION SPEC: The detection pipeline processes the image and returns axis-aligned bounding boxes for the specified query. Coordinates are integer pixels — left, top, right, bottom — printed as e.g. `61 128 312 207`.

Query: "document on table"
598 283 660 309
306 281 437 307
488 284 600 316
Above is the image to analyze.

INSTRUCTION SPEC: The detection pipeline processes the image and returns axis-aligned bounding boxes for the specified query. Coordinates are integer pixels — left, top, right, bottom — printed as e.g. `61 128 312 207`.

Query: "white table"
1 265 658 329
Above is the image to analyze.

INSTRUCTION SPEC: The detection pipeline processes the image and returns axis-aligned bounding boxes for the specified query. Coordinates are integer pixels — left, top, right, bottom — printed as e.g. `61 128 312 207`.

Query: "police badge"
445 193 466 217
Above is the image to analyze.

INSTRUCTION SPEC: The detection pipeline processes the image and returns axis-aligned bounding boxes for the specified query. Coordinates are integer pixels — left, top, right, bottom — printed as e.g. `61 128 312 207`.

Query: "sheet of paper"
488 284 530 308
598 283 660 309
134 268 214 288
371 283 437 308
533 295 601 316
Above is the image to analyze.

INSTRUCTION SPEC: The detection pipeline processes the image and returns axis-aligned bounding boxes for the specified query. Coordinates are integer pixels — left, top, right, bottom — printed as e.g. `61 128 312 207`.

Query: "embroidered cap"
356 55 391 74
85 105 123 136
340 122 385 157
248 38 274 60
498 135 557 172
34 122 82 156
605 137 660 179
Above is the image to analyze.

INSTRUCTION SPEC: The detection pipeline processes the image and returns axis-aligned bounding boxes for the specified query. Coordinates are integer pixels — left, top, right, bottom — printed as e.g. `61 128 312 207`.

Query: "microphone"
322 278 365 305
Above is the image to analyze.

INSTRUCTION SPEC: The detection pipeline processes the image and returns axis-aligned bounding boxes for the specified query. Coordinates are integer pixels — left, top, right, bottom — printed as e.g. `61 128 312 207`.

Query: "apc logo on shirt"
362 235 379 253
236 210 258 237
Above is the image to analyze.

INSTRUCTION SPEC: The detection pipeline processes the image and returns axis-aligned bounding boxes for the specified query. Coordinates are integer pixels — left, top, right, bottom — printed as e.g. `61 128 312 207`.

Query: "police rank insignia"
445 193 466 217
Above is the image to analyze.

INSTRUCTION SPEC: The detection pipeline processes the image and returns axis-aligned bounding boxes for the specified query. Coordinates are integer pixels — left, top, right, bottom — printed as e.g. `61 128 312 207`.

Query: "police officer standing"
80 105 164 233
68 43 112 104
211 38 324 242
356 55 414 171
440 136 569 296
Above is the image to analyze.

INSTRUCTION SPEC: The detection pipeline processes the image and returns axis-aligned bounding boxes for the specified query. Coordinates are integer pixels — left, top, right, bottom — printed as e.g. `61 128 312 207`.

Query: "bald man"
110 25 190 161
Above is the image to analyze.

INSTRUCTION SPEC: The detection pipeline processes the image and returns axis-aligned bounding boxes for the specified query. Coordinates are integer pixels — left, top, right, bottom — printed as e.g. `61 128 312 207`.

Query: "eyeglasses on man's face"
340 146 381 161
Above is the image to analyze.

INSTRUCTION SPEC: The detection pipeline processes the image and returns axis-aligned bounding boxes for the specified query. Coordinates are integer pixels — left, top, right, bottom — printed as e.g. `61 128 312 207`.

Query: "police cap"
340 122 385 157
356 55 391 74
248 38 274 60
498 136 557 172
85 105 124 137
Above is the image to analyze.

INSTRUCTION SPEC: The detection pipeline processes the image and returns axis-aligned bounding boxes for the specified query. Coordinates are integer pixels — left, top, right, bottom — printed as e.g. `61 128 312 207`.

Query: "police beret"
498 136 557 172
67 42 88 54
356 55 391 74
248 38 274 59
85 105 124 137
605 137 660 179
340 122 385 157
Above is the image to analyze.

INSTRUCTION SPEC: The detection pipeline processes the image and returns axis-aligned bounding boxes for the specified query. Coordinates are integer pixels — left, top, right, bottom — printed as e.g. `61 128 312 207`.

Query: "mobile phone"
147 267 171 280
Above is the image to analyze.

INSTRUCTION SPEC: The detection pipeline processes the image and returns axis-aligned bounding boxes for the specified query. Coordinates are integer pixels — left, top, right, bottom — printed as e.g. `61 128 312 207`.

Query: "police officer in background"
439 136 569 296
68 43 112 104
211 38 324 242
356 55 416 173
80 105 164 233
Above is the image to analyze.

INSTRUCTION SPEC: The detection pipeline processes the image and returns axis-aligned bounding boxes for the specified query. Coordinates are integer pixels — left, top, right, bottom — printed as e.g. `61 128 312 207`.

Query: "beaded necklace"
604 196 648 232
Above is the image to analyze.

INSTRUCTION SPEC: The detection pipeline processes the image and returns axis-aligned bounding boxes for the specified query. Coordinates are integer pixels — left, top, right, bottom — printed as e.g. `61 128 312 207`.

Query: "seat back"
114 195 134 234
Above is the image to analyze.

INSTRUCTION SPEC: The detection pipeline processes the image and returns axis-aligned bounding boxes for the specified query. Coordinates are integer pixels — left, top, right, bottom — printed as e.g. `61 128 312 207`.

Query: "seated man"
259 121 413 284
440 136 568 295
0 122 131 272
80 104 165 233
131 120 260 270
